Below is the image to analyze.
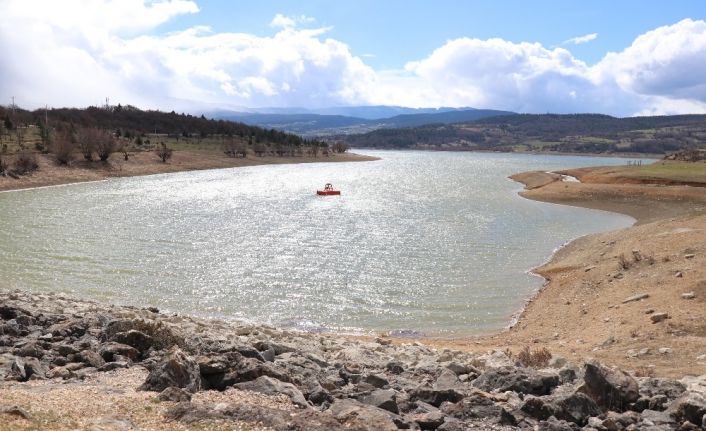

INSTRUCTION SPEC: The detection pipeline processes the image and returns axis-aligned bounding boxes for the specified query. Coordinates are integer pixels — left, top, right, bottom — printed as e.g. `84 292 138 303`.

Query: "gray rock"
521 392 600 426
639 409 677 426
440 394 502 420
410 409 445 429
167 400 367 431
139 346 201 393
639 377 687 400
111 329 154 353
23 357 48 380
622 293 649 304
234 376 308 408
78 350 105 368
9 357 27 381
472 366 560 396
582 360 639 411
667 392 706 426
16 341 44 358
363 373 389 388
99 342 139 362
445 361 477 376
0 404 31 420
158 386 192 402
436 418 465 431
385 361 404 374
87 414 137 431
536 416 578 431
410 383 464 407
359 388 399 414
651 313 670 323
327 398 401 431
682 292 696 300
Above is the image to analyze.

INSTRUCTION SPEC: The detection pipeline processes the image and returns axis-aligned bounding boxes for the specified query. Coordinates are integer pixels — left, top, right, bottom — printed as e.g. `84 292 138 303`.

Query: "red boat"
317 183 341 195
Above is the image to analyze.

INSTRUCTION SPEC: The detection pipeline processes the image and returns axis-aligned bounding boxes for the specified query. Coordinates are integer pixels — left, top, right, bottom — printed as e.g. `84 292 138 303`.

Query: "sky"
1 0 706 116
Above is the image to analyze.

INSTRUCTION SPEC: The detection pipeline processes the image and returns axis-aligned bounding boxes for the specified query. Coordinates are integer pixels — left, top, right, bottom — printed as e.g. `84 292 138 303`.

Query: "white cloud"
270 13 316 29
0 2 372 110
1 2 705 116
390 20 706 115
563 33 598 45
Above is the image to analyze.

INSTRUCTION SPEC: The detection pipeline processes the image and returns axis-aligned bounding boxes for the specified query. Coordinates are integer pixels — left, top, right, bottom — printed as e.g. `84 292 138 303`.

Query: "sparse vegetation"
516 346 552 368
94 129 117 161
633 366 656 378
155 142 173 163
618 253 632 270
51 129 75 165
12 150 38 175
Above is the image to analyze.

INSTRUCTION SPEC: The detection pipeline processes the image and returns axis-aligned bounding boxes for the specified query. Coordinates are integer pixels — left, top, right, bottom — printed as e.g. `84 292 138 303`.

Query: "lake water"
0 151 638 335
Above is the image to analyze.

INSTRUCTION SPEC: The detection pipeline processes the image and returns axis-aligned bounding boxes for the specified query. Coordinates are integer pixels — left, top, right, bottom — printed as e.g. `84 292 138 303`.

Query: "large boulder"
234 376 308 408
667 392 706 426
581 360 638 411
139 347 201 393
472 366 560 396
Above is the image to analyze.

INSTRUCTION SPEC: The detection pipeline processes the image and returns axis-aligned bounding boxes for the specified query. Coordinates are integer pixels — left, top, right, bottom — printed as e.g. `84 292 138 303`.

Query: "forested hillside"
344 113 706 154
0 104 324 150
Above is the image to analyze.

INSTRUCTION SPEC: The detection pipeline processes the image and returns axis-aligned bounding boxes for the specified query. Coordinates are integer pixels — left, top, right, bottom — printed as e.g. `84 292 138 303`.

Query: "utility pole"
11 96 15 113
45 104 48 126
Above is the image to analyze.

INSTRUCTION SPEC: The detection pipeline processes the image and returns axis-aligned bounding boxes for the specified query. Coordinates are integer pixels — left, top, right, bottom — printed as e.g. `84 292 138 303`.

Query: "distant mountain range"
207 106 515 136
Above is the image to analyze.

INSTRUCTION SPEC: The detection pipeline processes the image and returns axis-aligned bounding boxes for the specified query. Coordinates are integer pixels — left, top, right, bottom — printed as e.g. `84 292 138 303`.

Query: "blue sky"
2 0 706 115
157 0 706 68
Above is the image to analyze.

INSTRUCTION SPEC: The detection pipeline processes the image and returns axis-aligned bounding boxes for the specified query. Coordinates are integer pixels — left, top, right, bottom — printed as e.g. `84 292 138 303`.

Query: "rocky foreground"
1 290 706 431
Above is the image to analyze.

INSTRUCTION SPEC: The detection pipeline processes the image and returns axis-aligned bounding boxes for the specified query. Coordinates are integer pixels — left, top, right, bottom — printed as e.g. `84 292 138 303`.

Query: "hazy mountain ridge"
212 107 514 136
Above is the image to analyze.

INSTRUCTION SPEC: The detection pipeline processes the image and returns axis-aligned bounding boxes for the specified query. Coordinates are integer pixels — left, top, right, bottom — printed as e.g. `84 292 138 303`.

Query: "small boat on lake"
317 183 341 196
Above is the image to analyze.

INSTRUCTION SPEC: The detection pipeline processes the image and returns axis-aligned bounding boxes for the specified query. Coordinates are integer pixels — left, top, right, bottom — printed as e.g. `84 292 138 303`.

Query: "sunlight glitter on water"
0 151 639 335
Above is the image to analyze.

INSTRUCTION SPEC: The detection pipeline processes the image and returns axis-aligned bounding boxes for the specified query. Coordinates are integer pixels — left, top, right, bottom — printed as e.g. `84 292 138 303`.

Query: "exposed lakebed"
0 151 639 335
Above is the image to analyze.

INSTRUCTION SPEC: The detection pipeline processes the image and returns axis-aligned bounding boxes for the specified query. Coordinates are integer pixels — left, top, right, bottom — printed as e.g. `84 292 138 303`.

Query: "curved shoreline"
422 168 706 377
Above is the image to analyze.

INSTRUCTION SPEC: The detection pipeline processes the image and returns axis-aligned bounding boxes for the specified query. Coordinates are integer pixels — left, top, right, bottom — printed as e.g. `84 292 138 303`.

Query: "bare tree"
51 129 75 165
77 127 96 161
309 143 319 158
156 142 173 163
331 142 349 153
94 129 116 161
13 150 38 175
224 137 239 157
119 142 132 161
0 154 7 176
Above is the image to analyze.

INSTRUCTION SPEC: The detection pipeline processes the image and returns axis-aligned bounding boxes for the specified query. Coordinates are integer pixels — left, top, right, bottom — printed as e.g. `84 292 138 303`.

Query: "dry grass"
517 346 552 368
633 366 656 378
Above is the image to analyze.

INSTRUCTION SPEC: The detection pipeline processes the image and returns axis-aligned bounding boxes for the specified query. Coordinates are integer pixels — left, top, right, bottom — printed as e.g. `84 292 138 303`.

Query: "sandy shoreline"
424 168 706 378
0 151 379 193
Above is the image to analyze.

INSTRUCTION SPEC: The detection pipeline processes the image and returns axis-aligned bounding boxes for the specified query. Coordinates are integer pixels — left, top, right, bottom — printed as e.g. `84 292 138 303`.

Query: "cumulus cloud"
393 20 706 115
563 33 598 45
0 1 373 110
0 1 705 116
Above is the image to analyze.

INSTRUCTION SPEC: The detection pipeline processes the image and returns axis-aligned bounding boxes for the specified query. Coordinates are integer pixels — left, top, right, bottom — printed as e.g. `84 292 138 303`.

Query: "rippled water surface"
0 151 638 335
